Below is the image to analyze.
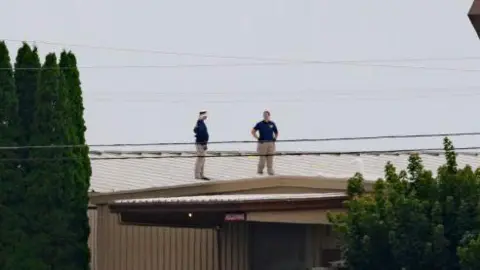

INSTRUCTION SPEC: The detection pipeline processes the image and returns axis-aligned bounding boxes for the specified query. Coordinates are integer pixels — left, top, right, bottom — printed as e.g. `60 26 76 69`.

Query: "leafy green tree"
0 40 25 269
458 233 480 270
59 50 91 269
329 138 480 270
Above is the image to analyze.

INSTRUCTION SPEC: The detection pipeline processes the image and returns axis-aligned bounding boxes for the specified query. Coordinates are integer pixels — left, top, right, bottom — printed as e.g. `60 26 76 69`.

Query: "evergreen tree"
0 40 24 269
26 53 77 270
59 51 91 269
329 138 480 270
14 43 40 148
12 46 41 268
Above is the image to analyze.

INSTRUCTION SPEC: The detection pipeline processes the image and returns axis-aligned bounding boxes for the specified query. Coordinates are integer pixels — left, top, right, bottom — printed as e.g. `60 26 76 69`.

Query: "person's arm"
193 123 198 134
272 122 279 140
251 123 259 140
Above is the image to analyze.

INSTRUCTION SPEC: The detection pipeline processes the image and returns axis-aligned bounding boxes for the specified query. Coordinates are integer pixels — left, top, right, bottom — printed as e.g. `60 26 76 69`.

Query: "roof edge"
112 192 348 205
109 194 348 213
89 175 374 205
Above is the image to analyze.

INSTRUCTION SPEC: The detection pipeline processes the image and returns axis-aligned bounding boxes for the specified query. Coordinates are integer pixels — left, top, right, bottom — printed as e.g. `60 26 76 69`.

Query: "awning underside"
110 193 347 228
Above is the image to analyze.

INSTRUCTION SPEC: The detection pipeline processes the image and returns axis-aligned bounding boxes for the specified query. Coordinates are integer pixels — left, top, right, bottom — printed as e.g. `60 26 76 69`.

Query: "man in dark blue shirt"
251 110 278 175
193 110 210 180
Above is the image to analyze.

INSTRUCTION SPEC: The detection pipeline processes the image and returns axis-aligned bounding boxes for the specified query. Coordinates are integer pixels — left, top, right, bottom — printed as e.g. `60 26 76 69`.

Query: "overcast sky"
1 0 479 152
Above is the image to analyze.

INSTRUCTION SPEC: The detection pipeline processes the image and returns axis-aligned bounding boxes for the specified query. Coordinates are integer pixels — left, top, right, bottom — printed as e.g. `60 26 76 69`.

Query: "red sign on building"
224 213 245 222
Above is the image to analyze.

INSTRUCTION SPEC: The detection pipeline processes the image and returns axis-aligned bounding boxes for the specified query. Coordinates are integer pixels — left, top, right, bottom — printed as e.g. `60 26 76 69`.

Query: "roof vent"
352 157 364 175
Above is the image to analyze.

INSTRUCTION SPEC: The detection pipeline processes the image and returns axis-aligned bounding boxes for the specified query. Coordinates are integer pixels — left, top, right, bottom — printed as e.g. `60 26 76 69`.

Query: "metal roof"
89 150 480 193
113 193 347 205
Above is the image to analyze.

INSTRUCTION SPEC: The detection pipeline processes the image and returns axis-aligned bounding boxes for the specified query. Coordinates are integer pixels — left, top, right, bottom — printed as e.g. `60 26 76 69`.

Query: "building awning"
109 193 347 228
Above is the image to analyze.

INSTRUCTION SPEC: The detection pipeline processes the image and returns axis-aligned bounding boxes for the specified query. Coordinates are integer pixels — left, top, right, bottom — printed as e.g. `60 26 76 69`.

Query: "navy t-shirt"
253 120 278 142
194 120 209 144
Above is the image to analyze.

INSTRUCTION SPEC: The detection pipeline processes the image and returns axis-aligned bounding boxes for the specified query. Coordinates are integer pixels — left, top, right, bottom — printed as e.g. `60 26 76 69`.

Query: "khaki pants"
257 142 275 174
195 144 207 178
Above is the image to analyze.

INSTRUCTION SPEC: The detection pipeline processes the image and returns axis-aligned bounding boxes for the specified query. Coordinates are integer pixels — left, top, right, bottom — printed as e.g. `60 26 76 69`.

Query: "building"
87 150 480 270
469 0 480 39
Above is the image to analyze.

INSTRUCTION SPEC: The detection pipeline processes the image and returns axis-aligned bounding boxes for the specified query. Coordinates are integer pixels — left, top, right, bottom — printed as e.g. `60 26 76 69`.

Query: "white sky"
1 0 479 152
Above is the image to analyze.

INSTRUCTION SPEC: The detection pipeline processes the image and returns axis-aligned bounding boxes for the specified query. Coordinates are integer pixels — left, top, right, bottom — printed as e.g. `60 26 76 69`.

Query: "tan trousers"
257 142 275 174
195 144 207 178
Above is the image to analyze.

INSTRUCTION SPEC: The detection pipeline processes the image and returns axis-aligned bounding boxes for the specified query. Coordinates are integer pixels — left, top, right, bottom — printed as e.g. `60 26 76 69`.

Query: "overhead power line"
91 85 480 95
7 62 480 73
4 39 480 73
5 38 480 63
0 131 478 150
89 91 480 104
1 146 480 162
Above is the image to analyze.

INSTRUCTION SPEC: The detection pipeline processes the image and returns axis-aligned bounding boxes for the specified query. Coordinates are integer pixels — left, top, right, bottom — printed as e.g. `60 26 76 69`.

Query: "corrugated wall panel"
88 208 98 270
94 206 337 270
96 206 223 270
220 223 249 270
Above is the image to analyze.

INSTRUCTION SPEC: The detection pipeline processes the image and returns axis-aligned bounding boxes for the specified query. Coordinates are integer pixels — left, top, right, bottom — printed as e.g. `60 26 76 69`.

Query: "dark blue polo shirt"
194 120 209 144
253 120 278 142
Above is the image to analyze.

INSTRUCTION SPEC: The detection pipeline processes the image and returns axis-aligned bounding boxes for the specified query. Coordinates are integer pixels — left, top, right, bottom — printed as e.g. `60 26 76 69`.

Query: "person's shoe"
257 171 264 175
267 171 275 176
201 176 211 180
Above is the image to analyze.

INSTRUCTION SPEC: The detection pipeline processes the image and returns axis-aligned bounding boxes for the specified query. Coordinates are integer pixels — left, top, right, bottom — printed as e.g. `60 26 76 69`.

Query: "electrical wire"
6 62 480 73
85 85 480 104
5 38 480 63
4 39 480 73
0 131 478 150
91 85 480 95
89 91 480 104
1 146 480 162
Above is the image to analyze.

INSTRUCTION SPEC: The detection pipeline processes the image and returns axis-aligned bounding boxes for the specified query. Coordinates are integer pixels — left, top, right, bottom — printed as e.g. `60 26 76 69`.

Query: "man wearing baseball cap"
251 110 278 175
193 110 210 180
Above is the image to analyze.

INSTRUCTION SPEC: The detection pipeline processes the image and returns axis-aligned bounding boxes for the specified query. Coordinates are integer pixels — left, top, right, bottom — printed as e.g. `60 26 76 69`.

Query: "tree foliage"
25 53 79 269
0 42 91 269
14 43 40 148
59 51 92 269
0 41 20 193
329 138 480 270
0 40 25 269
458 233 480 270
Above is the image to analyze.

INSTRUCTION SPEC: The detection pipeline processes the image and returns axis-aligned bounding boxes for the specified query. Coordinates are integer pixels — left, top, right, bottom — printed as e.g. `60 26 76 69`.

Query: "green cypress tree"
59 51 91 269
26 53 77 269
14 43 41 148
0 40 24 269
12 47 41 267
0 41 20 194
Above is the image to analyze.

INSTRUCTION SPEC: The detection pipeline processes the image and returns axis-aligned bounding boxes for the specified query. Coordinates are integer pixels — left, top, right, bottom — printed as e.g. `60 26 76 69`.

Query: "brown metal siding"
88 208 98 270
96 205 249 270
219 223 249 270
94 205 338 270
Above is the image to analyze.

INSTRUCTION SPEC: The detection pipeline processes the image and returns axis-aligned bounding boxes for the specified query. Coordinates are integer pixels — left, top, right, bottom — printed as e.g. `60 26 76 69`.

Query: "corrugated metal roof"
89 150 480 193
114 192 346 204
